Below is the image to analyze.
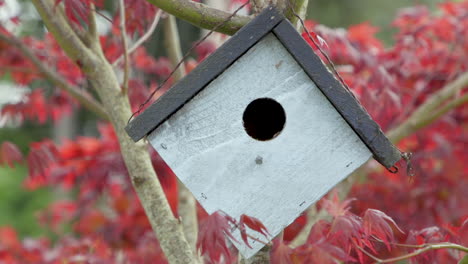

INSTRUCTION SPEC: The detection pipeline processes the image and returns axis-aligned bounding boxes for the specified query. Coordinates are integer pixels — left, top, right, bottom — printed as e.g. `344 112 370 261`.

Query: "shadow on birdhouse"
125 6 402 258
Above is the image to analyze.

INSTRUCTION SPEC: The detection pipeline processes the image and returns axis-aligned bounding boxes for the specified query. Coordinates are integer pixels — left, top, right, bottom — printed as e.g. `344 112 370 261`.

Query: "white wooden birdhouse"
126 6 402 258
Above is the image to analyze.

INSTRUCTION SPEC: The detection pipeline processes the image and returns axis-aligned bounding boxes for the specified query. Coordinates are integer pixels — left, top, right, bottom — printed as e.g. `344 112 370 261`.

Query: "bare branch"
357 243 468 263
119 0 130 94
0 32 109 120
163 14 198 250
88 4 99 42
85 4 106 57
145 0 251 35
284 0 309 29
387 71 468 143
87 61 200 263
28 0 207 262
31 0 98 66
55 3 88 42
113 9 163 67
164 16 186 81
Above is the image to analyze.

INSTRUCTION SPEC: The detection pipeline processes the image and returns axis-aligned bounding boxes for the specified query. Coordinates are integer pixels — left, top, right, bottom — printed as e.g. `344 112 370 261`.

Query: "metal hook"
387 166 399 174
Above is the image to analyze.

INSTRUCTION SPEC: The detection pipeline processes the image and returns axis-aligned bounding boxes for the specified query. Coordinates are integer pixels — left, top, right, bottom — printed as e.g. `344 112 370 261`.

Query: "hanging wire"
285 0 413 175
284 0 357 99
128 1 250 124
128 1 411 176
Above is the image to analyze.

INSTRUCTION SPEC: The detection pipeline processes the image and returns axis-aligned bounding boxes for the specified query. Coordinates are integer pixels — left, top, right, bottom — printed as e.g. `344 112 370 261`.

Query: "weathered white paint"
148 33 372 258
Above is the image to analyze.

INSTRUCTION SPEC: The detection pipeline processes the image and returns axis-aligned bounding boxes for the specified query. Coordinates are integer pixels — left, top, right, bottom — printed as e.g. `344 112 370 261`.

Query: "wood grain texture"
272 20 402 169
125 6 283 142
148 34 372 258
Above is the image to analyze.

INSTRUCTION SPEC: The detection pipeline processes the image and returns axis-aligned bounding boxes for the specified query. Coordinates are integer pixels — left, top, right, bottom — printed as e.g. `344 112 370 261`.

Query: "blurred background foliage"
307 0 443 44
0 166 53 237
0 0 452 239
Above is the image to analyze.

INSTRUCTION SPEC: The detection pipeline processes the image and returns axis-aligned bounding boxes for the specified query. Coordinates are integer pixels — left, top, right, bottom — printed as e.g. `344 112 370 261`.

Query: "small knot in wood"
132 176 147 187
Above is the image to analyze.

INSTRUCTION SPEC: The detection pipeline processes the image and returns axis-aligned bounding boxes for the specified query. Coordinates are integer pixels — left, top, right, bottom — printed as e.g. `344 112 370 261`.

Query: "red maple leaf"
348 22 383 51
27 140 60 179
197 211 237 263
320 193 356 217
270 238 293 264
363 209 405 250
0 141 23 168
460 217 468 247
122 0 157 35
238 214 269 247
296 238 356 264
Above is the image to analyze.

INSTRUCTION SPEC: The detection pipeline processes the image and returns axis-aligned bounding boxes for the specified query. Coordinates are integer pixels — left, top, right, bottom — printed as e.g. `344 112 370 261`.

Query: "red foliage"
0 0 467 263
270 239 293 264
238 214 269 247
363 209 404 250
197 212 238 263
0 141 23 168
123 0 157 35
54 0 103 25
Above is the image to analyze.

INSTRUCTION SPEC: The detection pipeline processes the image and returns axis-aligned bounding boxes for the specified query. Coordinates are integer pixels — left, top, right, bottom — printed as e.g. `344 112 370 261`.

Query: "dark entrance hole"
242 98 286 141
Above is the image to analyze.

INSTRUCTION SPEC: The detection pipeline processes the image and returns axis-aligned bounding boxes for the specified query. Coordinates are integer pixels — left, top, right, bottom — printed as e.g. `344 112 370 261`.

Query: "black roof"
125 6 402 169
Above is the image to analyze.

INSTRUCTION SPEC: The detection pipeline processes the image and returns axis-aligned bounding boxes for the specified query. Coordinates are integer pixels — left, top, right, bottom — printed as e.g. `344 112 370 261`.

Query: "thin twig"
144 0 251 35
119 0 130 94
112 9 163 67
164 15 186 81
357 243 468 263
0 66 39 74
88 3 99 43
94 9 113 23
369 237 434 249
0 32 109 120
32 0 97 66
128 1 250 124
55 2 87 42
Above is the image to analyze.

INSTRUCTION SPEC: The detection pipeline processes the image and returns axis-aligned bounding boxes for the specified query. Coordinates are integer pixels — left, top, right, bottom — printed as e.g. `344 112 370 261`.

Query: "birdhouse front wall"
148 33 372 257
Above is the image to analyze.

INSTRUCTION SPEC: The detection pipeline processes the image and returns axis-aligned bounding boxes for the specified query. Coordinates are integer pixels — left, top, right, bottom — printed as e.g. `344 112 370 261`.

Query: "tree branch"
387 71 468 143
31 0 200 263
358 243 468 263
145 0 251 35
31 0 98 66
56 4 88 43
119 0 130 94
164 15 186 82
88 4 99 42
86 60 200 264
284 0 309 28
163 14 198 251
0 32 109 120
112 9 163 67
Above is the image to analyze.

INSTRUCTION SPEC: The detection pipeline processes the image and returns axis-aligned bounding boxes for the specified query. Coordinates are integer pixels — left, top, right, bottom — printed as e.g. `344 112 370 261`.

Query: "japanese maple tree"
0 0 467 263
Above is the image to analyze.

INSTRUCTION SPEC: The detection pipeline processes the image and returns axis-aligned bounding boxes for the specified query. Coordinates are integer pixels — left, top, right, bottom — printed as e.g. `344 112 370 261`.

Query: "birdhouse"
125 6 402 258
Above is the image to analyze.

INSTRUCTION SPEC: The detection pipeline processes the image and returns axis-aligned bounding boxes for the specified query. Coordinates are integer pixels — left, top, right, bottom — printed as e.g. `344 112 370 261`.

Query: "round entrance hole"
242 98 286 141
